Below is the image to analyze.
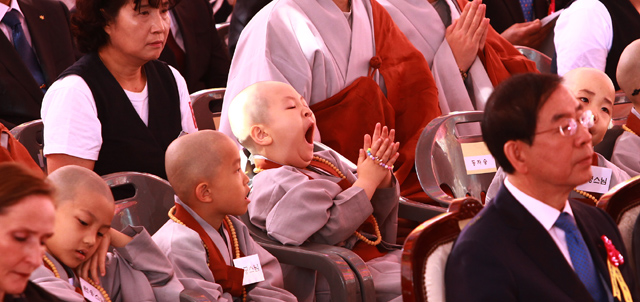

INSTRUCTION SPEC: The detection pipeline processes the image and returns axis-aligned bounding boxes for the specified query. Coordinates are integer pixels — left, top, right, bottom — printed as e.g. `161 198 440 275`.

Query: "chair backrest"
401 197 483 302
9 119 46 173
415 111 494 206
515 46 552 73
216 22 230 47
596 175 640 262
190 88 225 130
102 172 175 235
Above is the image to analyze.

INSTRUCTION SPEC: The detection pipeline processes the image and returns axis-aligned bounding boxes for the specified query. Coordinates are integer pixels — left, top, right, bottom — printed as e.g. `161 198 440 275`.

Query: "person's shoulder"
563 0 608 15
19 0 68 12
152 219 201 250
454 202 506 245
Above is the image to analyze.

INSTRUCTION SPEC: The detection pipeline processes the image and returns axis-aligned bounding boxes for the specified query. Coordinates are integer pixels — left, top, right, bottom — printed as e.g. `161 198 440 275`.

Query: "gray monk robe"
152 197 297 302
248 150 402 302
30 226 182 302
612 108 640 177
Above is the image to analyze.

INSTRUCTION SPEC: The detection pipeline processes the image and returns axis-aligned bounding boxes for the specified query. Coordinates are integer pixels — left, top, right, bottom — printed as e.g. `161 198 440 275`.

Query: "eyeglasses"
535 110 595 137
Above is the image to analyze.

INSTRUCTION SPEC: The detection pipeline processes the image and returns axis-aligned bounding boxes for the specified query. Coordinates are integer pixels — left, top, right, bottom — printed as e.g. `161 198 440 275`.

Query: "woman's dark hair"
481 73 563 174
0 162 53 214
72 0 180 53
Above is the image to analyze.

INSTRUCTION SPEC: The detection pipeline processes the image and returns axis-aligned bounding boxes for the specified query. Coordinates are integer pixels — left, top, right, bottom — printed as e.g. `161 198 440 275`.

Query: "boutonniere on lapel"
602 235 633 302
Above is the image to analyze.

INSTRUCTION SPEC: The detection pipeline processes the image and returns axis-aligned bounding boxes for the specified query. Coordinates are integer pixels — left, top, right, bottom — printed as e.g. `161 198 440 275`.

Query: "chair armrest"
240 213 374 302
179 289 211 302
399 197 447 222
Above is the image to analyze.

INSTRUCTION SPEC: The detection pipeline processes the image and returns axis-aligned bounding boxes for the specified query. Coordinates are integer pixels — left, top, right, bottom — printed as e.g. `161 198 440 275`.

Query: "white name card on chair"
576 166 613 194
461 142 497 175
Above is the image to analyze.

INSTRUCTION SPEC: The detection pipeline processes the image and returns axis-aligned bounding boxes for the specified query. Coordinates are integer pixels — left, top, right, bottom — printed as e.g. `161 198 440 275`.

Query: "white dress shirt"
504 177 575 268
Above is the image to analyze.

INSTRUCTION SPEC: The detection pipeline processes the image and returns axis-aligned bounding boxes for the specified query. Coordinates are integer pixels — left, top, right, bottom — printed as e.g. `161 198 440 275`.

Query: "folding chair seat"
401 197 483 302
415 111 494 206
190 88 225 130
597 175 640 271
9 119 46 173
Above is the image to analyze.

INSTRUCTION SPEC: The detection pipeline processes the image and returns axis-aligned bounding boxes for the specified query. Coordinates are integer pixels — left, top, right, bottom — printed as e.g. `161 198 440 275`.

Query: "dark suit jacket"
485 0 572 33
0 0 76 129
445 184 639 302
159 0 230 93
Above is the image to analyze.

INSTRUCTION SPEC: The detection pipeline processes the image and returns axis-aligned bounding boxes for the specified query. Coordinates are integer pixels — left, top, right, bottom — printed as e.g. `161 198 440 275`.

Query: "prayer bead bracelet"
366 148 394 170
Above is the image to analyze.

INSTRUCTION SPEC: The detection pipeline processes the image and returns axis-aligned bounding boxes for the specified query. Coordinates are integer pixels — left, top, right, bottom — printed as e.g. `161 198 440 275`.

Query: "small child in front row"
151 130 298 302
30 165 183 302
486 67 631 203
612 39 640 176
228 81 403 302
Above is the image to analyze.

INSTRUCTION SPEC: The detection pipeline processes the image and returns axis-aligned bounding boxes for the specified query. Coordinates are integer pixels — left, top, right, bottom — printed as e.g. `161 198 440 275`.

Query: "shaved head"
617 39 640 105
165 130 236 203
228 81 294 152
564 67 614 94
47 165 114 207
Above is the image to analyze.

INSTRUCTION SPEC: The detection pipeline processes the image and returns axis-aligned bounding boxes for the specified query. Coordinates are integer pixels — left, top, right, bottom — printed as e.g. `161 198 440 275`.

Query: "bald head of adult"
617 39 640 105
165 130 236 203
47 165 114 207
228 81 294 153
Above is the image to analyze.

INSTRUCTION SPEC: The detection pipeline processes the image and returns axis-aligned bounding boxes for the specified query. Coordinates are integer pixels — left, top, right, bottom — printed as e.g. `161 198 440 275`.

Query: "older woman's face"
104 0 171 65
0 195 54 295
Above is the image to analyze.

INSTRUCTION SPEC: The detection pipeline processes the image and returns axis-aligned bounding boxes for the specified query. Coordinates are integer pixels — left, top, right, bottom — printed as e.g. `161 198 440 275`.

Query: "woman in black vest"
0 163 62 302
41 0 198 179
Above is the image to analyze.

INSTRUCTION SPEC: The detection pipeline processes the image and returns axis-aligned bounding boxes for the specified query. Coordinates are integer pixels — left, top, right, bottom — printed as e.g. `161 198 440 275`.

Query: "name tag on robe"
576 166 613 194
79 278 106 302
233 254 265 286
461 142 497 175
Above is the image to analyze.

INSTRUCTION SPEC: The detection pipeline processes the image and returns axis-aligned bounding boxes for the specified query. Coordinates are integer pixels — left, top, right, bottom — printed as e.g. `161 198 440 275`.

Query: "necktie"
519 0 534 22
2 9 46 92
555 212 608 302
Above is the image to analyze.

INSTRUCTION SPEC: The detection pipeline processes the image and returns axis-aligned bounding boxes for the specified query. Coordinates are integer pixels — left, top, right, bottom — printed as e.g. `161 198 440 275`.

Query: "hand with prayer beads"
445 0 490 73
357 123 400 190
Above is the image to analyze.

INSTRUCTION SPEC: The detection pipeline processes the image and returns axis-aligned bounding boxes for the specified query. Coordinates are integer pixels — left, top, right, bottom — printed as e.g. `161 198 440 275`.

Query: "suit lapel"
20 0 61 86
494 186 595 301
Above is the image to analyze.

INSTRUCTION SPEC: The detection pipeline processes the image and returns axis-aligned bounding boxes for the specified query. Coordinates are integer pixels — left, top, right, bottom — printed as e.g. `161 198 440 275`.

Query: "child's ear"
250 125 273 146
195 182 214 203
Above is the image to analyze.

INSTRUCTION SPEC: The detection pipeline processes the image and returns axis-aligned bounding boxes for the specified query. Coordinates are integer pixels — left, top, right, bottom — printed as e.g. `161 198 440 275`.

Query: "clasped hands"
357 123 400 189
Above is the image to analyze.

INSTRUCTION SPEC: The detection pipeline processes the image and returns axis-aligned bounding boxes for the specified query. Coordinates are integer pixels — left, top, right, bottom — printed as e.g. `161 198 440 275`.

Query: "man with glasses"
445 73 638 302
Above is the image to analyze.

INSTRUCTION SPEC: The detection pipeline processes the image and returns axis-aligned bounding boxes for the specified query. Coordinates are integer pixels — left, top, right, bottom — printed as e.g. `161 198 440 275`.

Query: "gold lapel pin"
39 15 44 20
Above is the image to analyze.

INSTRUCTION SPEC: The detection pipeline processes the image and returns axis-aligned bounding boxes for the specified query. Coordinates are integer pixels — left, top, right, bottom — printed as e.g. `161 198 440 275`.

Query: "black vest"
599 0 640 90
58 53 182 179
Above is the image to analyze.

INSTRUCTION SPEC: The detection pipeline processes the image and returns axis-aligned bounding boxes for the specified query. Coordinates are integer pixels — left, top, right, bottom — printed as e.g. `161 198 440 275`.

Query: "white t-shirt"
41 65 198 161
554 0 613 76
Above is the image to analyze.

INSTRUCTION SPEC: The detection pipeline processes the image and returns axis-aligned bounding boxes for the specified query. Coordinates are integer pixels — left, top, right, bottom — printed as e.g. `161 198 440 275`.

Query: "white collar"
504 177 574 231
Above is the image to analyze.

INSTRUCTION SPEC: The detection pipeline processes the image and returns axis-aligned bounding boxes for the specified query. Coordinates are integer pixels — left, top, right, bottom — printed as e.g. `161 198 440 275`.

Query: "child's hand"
355 123 400 198
77 229 112 285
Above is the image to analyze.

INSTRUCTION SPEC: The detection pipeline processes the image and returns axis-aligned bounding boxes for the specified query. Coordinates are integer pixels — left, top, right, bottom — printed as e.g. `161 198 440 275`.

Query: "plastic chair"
102 171 175 235
215 22 230 47
515 46 552 73
190 88 225 130
401 197 483 302
9 119 46 173
596 175 640 268
239 213 375 302
415 111 494 206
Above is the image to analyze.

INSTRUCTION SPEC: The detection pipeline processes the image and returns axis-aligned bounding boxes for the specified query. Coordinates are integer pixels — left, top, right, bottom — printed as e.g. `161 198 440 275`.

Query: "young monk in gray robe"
30 166 182 302
612 39 640 177
152 130 297 302
228 81 403 302
487 68 630 203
